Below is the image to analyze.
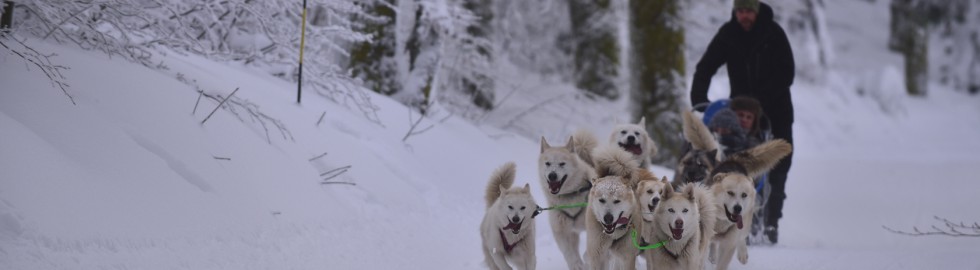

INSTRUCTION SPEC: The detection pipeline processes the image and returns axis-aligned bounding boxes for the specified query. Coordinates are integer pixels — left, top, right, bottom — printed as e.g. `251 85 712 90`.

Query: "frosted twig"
201 87 240 125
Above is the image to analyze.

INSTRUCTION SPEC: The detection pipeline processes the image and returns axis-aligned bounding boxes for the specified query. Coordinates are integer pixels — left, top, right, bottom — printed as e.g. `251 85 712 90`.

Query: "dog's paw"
738 252 748 264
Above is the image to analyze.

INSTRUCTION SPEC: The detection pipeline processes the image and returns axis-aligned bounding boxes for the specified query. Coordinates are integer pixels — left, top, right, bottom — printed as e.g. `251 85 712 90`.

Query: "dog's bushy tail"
682 109 718 152
683 183 716 253
572 129 599 167
729 139 793 178
485 162 517 208
592 146 640 179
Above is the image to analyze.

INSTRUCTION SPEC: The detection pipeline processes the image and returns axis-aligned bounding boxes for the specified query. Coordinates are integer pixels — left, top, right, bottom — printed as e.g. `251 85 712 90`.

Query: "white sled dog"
609 117 658 168
635 176 669 255
644 181 716 270
584 174 641 270
481 162 538 270
674 109 720 187
539 134 597 270
707 140 792 270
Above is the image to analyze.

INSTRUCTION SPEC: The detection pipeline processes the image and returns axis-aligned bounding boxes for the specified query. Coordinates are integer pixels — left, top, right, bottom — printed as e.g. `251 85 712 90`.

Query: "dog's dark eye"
741 193 748 198
559 162 566 167
521 206 526 210
545 162 551 166
682 208 689 213
621 130 627 134
728 191 735 197
613 200 620 204
668 208 675 213
508 205 513 210
634 132 640 136
646 190 653 194
599 199 606 204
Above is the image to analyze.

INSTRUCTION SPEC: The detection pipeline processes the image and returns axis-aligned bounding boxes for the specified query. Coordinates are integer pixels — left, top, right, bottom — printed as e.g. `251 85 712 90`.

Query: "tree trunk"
1 1 13 34
889 0 929 96
629 0 685 166
569 0 619 100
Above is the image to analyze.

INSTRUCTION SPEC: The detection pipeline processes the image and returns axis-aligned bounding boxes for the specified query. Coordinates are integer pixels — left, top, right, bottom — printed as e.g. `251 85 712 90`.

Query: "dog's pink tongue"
734 215 743 229
615 216 630 225
626 147 642 155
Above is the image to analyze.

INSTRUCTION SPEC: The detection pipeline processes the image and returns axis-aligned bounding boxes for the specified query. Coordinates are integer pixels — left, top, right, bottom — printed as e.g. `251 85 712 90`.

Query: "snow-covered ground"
3 1 980 269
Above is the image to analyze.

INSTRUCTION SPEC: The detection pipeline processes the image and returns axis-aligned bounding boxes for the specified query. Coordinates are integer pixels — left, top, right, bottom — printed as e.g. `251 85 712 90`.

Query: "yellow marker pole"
297 0 308 104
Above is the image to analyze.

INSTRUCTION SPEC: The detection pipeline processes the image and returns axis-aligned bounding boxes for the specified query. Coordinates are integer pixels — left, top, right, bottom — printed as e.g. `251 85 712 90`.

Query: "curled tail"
485 162 517 208
592 145 640 179
682 109 718 152
573 129 599 167
727 139 793 179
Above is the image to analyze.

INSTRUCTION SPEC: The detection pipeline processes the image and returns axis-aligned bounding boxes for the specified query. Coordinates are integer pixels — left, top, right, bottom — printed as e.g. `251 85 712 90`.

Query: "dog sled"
696 99 774 245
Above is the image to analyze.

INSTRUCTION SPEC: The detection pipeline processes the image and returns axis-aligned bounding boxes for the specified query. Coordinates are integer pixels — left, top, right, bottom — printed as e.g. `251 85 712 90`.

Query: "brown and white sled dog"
634 176 669 269
609 117 658 169
674 109 720 187
481 162 538 270
584 174 641 270
645 182 716 270
539 134 597 270
707 139 792 270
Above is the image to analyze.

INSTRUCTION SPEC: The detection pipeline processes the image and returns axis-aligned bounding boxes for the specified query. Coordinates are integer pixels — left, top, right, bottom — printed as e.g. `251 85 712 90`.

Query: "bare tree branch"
0 37 74 105
201 87 240 125
316 111 326 127
308 152 328 162
883 216 980 237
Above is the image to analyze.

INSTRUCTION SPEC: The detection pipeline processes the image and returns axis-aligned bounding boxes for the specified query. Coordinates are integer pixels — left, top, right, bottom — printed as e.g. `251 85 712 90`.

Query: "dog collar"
498 228 522 253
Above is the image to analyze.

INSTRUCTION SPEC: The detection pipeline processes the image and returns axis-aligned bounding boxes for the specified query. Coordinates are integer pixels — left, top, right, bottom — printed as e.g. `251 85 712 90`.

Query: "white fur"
481 162 538 270
609 117 657 168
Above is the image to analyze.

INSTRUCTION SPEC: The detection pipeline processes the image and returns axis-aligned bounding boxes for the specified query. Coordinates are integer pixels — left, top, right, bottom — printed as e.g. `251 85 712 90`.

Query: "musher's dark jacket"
691 2 795 125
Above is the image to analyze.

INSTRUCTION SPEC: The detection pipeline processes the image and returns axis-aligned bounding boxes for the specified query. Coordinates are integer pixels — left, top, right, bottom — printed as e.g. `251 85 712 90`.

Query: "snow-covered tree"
8 0 380 121
349 0 400 96
567 0 620 100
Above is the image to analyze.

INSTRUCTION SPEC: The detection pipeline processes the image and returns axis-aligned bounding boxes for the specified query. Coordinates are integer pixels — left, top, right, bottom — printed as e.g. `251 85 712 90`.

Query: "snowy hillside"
3 0 980 269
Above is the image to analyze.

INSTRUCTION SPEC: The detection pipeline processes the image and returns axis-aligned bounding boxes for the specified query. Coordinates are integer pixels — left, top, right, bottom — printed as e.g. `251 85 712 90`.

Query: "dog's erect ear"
638 116 646 127
685 185 696 202
708 173 725 186
661 176 669 184
540 136 550 153
706 149 719 164
664 182 675 197
523 183 531 192
565 136 575 152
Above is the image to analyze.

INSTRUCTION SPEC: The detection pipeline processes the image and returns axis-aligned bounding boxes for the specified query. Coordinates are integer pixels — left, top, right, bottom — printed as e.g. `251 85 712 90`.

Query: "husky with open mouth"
645 182 716 270
609 117 658 169
584 175 641 270
539 133 597 270
707 139 792 270
481 162 538 270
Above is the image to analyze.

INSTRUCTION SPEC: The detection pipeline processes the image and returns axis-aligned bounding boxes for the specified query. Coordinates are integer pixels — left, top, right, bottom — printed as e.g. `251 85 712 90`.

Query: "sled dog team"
481 111 793 270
